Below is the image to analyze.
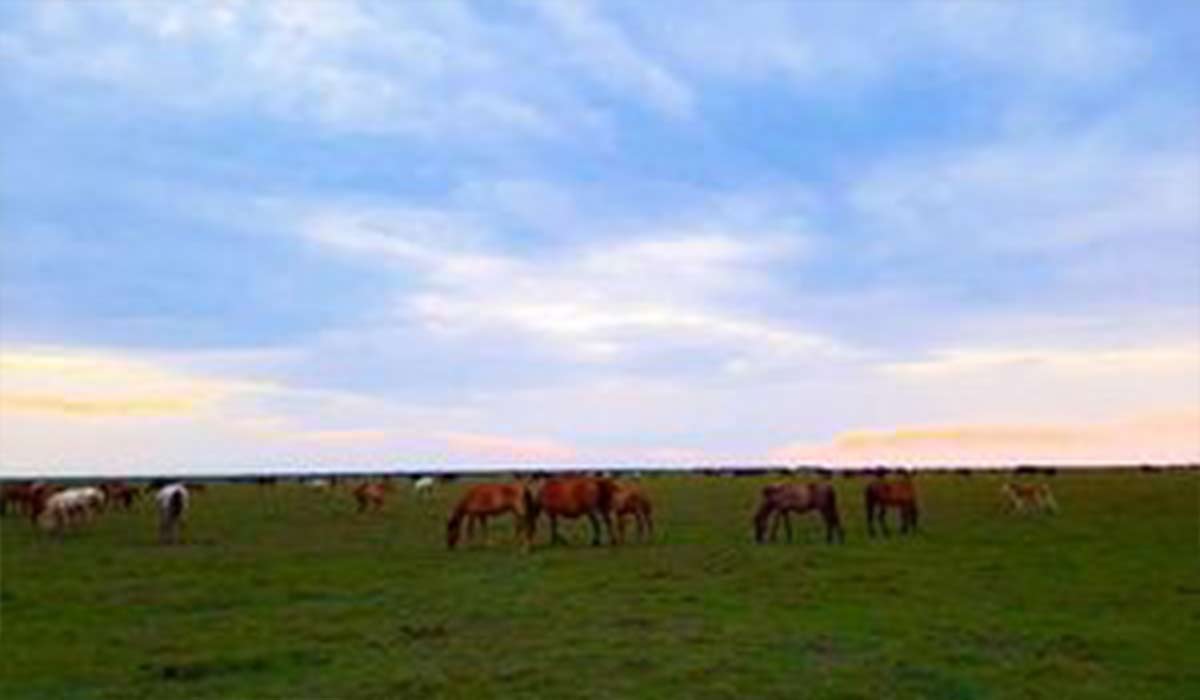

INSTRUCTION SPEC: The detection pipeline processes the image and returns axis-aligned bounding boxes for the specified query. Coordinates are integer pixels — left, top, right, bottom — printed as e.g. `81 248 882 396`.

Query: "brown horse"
753 482 844 544
446 482 533 549
353 482 392 513
865 477 919 536
1 482 41 517
528 476 617 547
100 482 139 511
15 482 59 524
612 483 654 543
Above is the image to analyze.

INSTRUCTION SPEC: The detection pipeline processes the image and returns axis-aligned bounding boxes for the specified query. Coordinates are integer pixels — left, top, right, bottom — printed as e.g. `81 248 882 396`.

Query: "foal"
446 482 532 550
752 482 844 544
612 483 654 543
1002 483 1058 514
864 477 919 537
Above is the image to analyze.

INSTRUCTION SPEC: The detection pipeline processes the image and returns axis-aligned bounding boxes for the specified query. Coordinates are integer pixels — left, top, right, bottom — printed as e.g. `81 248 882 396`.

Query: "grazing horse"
155 483 189 544
446 482 533 550
612 483 654 543
100 482 139 511
413 476 437 499
752 482 844 544
2 481 55 518
528 476 617 547
1002 483 1058 514
35 487 105 535
865 477 919 537
353 482 391 513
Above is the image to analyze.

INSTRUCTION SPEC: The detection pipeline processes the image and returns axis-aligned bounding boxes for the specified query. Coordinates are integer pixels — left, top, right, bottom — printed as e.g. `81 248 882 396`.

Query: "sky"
1 0 1198 474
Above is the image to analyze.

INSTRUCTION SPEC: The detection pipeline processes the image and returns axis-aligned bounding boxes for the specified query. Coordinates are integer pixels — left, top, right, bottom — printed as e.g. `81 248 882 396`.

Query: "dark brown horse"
865 477 919 536
5 482 58 523
612 483 654 543
529 476 616 547
753 482 844 544
353 481 392 513
446 482 533 550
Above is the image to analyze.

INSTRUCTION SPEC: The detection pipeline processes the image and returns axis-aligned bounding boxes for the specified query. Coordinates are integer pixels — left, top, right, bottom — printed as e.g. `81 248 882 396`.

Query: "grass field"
1 471 1197 699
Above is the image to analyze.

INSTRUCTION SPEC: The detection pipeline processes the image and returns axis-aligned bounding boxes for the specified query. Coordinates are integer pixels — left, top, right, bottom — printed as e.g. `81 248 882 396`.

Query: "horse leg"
586 511 602 546
550 515 565 545
616 513 627 544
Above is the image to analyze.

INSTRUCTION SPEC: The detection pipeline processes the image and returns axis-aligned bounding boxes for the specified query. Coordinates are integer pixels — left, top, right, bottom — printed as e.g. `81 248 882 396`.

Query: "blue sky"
1 0 1197 473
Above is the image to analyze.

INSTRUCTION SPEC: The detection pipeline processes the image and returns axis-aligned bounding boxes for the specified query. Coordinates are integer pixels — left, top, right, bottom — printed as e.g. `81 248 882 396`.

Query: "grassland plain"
1 471 1197 699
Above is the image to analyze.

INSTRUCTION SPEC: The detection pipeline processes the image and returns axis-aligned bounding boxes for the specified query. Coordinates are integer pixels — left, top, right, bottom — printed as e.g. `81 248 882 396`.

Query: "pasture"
1 471 1197 699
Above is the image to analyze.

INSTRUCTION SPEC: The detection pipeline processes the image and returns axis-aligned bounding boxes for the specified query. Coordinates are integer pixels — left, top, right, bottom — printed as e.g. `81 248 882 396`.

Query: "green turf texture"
2 471 1196 699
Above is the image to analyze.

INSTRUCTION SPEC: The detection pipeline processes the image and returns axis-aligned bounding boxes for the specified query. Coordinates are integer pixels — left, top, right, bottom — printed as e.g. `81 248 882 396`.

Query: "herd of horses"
0 480 195 543
1 474 1058 549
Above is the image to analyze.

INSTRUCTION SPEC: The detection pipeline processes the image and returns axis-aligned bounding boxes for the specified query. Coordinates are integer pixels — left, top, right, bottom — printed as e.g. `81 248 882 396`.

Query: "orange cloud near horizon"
0 394 198 417
770 408 1200 466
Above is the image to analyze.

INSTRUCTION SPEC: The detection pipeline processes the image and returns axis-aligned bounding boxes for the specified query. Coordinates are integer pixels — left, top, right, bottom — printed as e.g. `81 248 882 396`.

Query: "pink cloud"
439 431 577 462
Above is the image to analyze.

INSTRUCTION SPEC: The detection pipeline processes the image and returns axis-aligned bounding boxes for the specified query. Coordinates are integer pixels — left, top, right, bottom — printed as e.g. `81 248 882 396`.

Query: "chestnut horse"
353 482 392 513
1002 483 1058 514
446 482 533 549
101 482 139 511
1 481 55 519
528 476 617 547
753 482 844 544
612 483 654 543
865 477 919 536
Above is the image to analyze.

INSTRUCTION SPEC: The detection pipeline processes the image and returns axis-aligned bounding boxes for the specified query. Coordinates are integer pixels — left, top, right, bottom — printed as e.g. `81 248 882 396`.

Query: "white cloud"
297 203 842 369
850 134 1199 256
526 0 693 117
881 344 1200 378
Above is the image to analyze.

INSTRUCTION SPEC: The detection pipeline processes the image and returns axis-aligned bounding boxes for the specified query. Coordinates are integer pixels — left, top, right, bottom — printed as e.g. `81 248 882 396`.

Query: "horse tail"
825 487 842 527
168 490 185 521
595 478 616 513
521 483 540 537
446 501 468 549
640 497 654 536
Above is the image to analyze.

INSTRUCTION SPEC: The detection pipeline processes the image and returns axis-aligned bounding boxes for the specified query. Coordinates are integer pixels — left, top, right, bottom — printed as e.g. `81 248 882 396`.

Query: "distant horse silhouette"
446 482 533 550
753 482 844 544
155 483 189 544
2 481 56 520
612 483 654 543
1002 483 1058 514
865 477 919 536
413 476 437 499
35 487 105 535
100 482 139 511
529 476 617 547
353 482 392 513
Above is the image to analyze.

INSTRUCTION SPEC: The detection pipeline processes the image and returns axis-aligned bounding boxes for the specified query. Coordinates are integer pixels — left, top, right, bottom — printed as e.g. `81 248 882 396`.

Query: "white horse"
155 483 189 544
413 476 437 499
36 487 106 535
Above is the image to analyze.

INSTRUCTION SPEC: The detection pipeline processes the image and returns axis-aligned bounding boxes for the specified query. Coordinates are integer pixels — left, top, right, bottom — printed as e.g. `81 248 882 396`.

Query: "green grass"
2 471 1197 699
